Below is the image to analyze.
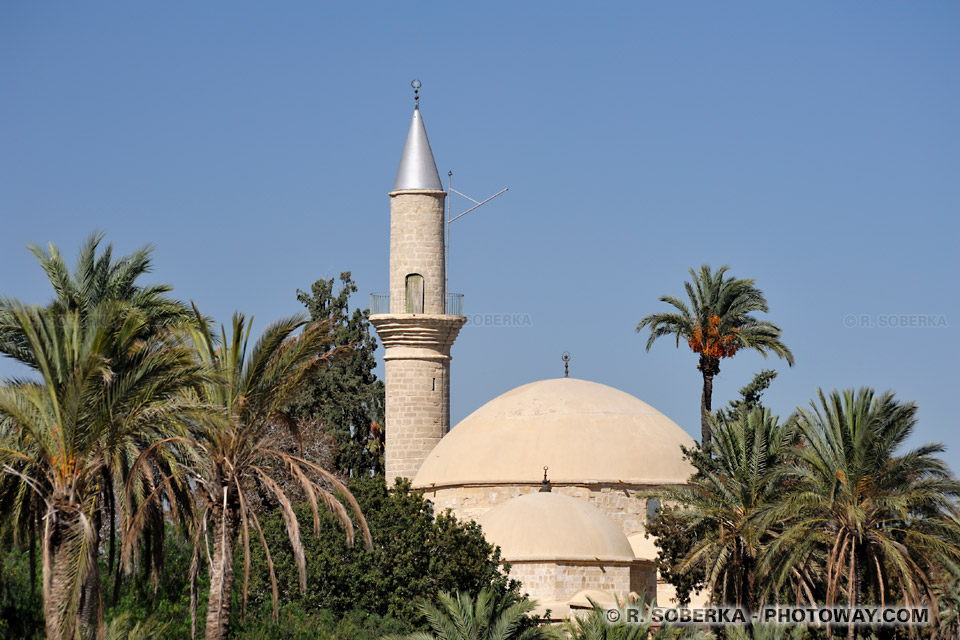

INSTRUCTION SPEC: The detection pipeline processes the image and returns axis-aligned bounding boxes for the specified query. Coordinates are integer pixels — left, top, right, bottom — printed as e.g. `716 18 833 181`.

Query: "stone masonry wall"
507 561 633 604
630 562 658 601
389 190 446 314
384 355 450 485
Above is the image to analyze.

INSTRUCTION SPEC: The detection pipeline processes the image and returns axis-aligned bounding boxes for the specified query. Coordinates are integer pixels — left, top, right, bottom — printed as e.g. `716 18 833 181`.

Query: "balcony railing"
445 292 464 316
369 292 464 316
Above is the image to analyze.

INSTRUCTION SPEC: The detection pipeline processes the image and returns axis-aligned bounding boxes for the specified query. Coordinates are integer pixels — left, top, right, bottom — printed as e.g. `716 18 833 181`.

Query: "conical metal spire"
393 87 443 191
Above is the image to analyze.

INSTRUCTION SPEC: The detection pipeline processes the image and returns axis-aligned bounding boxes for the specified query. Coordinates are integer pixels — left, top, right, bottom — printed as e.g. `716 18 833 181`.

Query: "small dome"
476 492 635 562
413 378 695 488
628 531 658 562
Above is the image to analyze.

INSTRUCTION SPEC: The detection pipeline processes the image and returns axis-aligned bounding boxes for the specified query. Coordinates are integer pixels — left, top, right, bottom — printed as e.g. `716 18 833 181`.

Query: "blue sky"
2 2 958 471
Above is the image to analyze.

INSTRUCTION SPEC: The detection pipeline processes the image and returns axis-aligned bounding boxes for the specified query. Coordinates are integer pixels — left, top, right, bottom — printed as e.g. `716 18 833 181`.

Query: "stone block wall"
629 562 658 601
384 356 449 484
389 190 446 314
507 561 633 604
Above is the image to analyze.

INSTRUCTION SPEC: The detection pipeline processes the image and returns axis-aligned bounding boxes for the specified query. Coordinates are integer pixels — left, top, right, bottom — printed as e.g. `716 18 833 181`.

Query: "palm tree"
0 232 196 609
133 307 373 640
652 407 795 610
637 265 794 444
28 231 191 325
0 232 193 368
723 624 805 640
562 596 711 640
761 389 960 638
0 302 204 640
103 613 168 640
934 561 960 640
384 588 557 640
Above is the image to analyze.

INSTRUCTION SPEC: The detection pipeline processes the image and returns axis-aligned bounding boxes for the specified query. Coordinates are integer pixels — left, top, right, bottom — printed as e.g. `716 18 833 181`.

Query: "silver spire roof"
393 105 443 191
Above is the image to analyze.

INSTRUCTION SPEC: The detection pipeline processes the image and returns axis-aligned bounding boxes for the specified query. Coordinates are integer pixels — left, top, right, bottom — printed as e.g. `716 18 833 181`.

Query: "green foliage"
652 408 796 609
0 523 202 640
722 625 807 640
934 560 960 639
0 301 205 639
0 232 201 639
0 231 194 370
761 389 960 611
25 231 192 326
383 588 556 640
108 527 205 640
715 370 778 423
652 383 960 640
0 543 44 639
649 371 781 606
645 503 707 607
242 477 513 626
231 604 412 639
175 305 372 639
287 272 385 477
562 597 711 640
103 612 169 640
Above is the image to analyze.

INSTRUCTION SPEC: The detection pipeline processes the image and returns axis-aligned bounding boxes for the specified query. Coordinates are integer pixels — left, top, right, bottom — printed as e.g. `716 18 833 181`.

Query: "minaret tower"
371 84 465 485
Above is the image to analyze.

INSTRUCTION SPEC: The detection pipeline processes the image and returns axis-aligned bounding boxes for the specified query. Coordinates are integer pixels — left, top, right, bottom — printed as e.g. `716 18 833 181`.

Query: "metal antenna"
562 351 570 378
411 79 421 108
445 171 509 291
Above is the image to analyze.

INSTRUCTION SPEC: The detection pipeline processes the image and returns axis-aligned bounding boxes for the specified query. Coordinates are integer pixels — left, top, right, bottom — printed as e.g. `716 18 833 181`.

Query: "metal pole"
445 171 452 294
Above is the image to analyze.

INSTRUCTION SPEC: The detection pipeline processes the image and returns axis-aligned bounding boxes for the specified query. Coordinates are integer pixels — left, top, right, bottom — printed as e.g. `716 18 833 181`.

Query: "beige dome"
476 492 635 562
628 531 659 562
413 378 695 487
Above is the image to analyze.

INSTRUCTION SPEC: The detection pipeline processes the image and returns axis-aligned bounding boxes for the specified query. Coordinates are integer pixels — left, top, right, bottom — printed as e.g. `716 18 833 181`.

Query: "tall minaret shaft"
372 93 465 485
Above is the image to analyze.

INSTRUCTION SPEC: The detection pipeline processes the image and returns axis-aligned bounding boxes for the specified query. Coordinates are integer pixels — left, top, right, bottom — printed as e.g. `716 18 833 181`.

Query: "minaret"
371 85 465 486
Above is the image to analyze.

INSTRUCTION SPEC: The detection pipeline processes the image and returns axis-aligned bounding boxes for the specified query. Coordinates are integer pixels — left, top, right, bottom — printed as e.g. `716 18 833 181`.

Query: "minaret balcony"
370 292 464 317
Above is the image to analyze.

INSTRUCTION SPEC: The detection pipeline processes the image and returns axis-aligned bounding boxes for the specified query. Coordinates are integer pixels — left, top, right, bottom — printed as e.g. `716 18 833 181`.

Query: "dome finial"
562 351 570 378
540 466 551 492
411 79 421 109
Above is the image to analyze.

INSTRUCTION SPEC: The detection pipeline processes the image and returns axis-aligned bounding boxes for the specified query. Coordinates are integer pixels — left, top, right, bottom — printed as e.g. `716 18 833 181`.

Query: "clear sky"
2 2 958 471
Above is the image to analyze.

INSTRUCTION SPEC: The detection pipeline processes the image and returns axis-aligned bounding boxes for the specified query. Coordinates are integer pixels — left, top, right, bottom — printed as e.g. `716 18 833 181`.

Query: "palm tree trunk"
108 492 122 606
29 503 37 596
699 358 718 445
43 510 80 640
846 549 858 640
42 522 61 640
107 482 116 580
205 507 238 640
78 514 103 639
78 559 103 639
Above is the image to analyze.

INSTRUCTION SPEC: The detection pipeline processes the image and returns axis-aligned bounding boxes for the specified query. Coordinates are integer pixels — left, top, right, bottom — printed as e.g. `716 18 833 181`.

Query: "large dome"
476 492 635 562
413 378 695 487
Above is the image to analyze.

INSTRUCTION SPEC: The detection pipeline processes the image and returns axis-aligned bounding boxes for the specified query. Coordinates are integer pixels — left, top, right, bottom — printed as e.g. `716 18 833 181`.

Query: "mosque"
369 89 698 618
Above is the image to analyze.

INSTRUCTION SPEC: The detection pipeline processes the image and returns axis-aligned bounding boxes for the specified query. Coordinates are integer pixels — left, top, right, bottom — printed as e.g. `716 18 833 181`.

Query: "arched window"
646 498 661 524
405 273 424 313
